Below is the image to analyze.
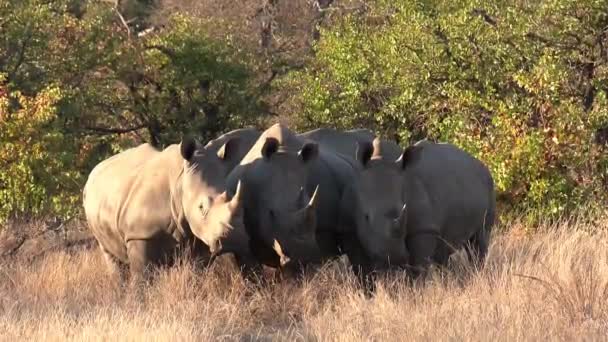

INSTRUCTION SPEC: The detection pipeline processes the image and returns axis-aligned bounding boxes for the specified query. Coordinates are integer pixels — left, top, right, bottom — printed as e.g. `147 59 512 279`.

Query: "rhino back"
299 127 375 159
405 142 494 243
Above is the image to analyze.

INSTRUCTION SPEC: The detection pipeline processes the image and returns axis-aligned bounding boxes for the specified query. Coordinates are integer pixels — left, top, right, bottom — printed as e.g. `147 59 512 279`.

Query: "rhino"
225 123 360 276
339 138 496 289
83 137 253 283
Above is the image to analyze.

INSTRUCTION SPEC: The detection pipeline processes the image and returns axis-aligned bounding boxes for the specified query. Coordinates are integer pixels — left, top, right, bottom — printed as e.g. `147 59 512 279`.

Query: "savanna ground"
1 218 607 341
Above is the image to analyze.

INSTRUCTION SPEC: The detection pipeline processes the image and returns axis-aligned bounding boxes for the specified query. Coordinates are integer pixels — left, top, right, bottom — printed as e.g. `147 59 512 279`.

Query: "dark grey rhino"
339 138 496 288
83 137 252 283
225 123 360 277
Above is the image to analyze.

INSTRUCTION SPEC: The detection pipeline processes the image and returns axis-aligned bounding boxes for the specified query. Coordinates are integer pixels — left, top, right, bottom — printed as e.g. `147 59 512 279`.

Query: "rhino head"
246 137 322 269
351 138 412 269
177 137 247 256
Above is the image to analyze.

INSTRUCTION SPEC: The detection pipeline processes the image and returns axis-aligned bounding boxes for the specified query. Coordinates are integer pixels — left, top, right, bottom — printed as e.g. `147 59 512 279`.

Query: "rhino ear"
356 141 374 167
298 142 318 163
180 136 197 162
262 137 279 160
396 144 421 170
217 137 241 161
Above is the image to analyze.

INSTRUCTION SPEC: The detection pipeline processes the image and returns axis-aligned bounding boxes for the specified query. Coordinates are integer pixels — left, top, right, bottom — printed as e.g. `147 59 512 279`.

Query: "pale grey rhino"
83 137 253 282
339 138 496 288
225 123 360 276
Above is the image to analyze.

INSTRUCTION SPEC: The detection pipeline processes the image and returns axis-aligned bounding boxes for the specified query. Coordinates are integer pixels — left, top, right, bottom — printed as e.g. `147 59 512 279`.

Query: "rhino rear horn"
217 137 241 161
356 141 374 166
229 180 244 212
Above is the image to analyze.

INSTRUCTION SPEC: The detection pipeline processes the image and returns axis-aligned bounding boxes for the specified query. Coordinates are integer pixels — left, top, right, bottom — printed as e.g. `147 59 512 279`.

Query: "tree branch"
84 124 146 135
114 7 131 40
144 44 178 60
9 32 32 79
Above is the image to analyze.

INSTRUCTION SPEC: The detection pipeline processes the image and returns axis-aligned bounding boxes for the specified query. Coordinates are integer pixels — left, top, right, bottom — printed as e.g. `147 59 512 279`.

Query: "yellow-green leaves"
0 82 77 221
287 0 608 224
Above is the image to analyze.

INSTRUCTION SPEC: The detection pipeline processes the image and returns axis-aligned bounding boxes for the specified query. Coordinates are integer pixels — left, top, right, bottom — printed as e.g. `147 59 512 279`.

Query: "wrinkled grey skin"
226 124 359 277
339 138 496 290
83 137 251 283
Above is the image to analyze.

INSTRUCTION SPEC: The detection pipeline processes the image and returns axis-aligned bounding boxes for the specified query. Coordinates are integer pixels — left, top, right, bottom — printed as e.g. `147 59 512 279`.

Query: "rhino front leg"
126 239 158 289
464 228 490 269
100 246 127 285
233 253 265 284
407 230 440 278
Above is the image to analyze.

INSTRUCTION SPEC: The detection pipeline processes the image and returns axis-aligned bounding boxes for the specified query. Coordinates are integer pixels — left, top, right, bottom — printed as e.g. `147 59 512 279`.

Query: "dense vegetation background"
1 0 607 225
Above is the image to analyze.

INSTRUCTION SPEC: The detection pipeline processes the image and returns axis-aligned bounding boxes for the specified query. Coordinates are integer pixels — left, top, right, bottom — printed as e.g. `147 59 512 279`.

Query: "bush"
0 0 266 222
284 0 608 222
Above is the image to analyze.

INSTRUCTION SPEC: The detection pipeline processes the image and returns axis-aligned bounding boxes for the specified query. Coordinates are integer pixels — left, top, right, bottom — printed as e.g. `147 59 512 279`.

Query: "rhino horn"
371 137 383 159
293 185 319 234
308 185 320 208
273 239 291 266
217 137 240 161
229 180 243 212
392 203 408 238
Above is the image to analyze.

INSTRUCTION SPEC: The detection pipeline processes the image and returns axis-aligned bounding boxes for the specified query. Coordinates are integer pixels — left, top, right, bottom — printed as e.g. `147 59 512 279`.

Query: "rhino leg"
464 228 490 268
182 238 214 270
233 254 265 284
340 234 377 295
101 246 127 284
351 263 377 296
126 238 171 286
407 230 440 277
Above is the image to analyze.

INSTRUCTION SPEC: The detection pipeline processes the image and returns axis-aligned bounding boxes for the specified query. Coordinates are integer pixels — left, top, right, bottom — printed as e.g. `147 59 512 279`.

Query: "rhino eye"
364 213 370 222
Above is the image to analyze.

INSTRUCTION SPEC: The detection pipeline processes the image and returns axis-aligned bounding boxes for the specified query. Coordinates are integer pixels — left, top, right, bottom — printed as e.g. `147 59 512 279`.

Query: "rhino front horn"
229 180 243 212
273 239 291 266
308 185 320 208
392 204 408 238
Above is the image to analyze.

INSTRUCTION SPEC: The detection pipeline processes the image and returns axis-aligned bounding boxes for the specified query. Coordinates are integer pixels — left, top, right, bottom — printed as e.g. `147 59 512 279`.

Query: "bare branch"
84 124 147 135
471 8 497 27
9 32 32 79
144 44 178 59
114 7 131 40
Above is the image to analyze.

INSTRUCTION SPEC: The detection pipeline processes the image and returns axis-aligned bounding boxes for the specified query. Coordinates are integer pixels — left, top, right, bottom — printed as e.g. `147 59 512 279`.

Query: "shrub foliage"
1 0 607 223
285 0 608 219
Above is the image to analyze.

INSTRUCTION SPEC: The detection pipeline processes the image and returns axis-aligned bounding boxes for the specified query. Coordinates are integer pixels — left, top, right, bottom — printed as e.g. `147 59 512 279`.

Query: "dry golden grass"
1 219 607 341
